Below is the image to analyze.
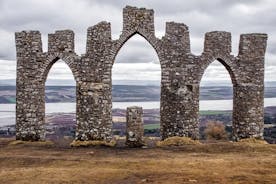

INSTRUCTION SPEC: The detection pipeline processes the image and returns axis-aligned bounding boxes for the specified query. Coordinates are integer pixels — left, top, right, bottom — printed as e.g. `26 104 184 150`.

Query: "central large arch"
111 33 161 137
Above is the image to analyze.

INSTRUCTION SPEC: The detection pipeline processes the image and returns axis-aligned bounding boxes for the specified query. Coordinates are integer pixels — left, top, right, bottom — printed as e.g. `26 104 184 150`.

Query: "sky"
0 0 275 85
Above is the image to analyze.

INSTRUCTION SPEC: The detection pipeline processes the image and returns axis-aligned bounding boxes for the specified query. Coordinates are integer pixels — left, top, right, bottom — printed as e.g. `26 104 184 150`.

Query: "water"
1 98 276 126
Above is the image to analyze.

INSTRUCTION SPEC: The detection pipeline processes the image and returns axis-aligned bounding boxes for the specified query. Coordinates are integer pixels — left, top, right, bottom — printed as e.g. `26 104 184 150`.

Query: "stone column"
75 82 112 141
160 22 197 140
15 31 45 141
126 106 144 147
233 84 264 140
233 33 267 140
75 22 113 141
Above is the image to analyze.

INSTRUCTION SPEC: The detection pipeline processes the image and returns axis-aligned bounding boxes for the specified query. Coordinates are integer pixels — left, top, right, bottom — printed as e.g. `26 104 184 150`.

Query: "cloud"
0 0 275 82
46 60 75 80
201 61 232 82
112 62 161 81
0 60 16 80
115 35 159 63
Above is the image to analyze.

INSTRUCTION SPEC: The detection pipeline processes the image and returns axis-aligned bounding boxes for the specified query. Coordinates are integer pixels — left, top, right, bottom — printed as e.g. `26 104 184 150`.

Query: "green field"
144 123 160 130
199 110 232 115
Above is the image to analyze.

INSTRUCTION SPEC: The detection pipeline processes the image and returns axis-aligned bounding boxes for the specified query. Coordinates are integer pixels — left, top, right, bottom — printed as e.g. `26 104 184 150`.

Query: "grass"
70 140 116 147
237 138 268 145
199 110 232 115
0 138 275 183
9 140 54 146
157 136 201 147
144 123 160 130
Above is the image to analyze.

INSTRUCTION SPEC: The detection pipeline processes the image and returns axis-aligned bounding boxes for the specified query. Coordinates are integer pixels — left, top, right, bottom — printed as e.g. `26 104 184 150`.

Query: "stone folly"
126 106 144 147
15 6 268 142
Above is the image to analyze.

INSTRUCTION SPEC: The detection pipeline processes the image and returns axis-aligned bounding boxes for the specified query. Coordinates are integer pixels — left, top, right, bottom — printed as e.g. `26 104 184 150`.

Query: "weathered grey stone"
15 6 268 142
126 106 144 147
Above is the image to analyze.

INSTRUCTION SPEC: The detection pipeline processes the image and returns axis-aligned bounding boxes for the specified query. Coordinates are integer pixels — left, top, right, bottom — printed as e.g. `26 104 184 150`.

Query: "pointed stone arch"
198 54 238 86
111 31 161 65
40 53 80 83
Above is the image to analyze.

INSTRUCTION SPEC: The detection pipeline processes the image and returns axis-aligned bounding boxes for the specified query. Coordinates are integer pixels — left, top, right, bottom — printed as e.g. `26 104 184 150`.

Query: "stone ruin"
15 6 268 142
126 106 144 147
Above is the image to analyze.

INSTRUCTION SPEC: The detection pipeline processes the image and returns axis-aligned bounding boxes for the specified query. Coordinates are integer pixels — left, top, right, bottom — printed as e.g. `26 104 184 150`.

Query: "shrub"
204 121 228 140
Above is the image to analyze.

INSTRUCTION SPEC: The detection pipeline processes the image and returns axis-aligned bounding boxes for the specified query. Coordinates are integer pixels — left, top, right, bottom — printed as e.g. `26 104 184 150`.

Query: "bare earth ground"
0 138 275 184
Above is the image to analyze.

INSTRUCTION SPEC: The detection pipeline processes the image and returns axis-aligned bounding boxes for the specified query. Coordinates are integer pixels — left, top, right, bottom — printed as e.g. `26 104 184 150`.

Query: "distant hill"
1 84 276 103
2 79 276 87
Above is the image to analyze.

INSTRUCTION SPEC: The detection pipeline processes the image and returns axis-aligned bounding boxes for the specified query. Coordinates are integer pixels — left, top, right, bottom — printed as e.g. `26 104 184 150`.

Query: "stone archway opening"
111 34 161 139
199 59 233 141
44 59 76 143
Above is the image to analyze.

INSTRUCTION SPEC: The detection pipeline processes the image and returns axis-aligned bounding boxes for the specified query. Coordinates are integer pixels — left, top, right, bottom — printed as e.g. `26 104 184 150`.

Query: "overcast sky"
0 0 275 85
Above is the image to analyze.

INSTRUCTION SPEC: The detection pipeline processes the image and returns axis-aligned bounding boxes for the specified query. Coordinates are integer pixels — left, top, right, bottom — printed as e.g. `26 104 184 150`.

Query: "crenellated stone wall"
15 6 268 142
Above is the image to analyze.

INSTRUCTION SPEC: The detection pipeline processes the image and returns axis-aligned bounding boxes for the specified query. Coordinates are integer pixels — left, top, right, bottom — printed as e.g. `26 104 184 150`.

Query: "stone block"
126 106 144 147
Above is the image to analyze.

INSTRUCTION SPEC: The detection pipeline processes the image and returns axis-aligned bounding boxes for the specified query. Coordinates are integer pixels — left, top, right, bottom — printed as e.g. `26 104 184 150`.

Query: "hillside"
1 85 276 103
0 138 275 184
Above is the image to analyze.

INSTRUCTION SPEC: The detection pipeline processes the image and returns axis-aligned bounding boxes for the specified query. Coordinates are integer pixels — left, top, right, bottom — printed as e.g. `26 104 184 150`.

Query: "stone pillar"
233 33 268 140
75 22 113 141
15 31 45 141
160 22 198 139
233 84 264 140
75 82 112 141
126 106 144 147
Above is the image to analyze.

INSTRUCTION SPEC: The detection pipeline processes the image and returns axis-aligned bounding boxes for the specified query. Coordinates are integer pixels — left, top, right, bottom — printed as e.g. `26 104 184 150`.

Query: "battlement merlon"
238 33 268 59
15 31 43 56
123 6 154 34
164 22 191 53
86 21 111 55
204 31 231 55
48 30 74 53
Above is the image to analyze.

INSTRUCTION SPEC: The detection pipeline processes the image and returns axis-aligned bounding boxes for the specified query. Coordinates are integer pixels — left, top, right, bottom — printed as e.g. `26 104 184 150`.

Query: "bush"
204 121 228 140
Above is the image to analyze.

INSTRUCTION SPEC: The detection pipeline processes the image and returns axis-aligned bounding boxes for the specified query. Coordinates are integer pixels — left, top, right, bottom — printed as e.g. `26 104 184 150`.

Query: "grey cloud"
0 0 275 81
115 35 159 63
89 0 261 15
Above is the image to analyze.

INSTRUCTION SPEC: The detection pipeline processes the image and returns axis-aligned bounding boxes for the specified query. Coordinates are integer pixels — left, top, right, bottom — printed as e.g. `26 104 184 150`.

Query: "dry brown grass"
9 140 54 146
0 138 275 184
237 138 268 145
70 140 116 147
157 136 201 147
